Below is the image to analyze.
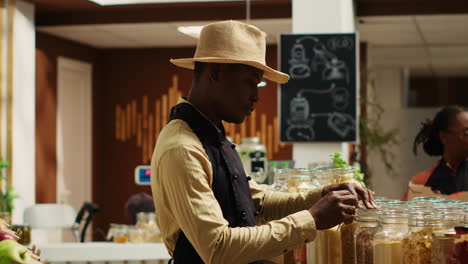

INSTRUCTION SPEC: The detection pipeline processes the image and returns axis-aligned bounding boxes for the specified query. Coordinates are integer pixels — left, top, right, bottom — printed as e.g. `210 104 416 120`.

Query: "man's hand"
308 190 358 230
322 182 376 209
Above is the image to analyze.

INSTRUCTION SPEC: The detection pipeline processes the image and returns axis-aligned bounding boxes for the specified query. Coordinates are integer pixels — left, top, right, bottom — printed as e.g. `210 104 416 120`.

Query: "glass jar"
412 196 445 206
449 226 468 263
107 223 127 241
136 212 162 242
434 203 463 229
128 226 145 243
402 207 444 264
309 166 356 264
11 224 31 245
313 166 359 186
312 166 335 186
354 209 379 264
460 202 468 210
271 168 288 191
379 200 409 210
113 225 129 243
460 208 468 225
375 200 389 209
285 168 320 193
340 221 357 264
431 230 456 264
312 226 342 264
238 137 268 184
280 168 320 264
373 209 408 264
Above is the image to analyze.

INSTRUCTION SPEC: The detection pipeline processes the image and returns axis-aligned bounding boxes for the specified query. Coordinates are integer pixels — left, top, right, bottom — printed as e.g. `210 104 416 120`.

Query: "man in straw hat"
151 20 375 264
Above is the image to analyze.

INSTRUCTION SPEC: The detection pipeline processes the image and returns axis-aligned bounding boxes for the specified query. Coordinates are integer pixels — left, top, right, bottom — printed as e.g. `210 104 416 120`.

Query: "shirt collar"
178 97 223 134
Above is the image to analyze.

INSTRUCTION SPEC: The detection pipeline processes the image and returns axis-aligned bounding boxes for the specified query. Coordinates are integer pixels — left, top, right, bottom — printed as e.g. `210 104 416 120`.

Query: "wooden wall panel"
96 45 292 238
35 32 101 205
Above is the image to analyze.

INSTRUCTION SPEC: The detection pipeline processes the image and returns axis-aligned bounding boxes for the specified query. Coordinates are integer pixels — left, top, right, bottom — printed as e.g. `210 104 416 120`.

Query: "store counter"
38 242 171 264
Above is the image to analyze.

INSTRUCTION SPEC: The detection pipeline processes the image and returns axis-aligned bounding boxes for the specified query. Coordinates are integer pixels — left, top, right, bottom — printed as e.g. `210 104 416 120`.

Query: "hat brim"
170 57 290 84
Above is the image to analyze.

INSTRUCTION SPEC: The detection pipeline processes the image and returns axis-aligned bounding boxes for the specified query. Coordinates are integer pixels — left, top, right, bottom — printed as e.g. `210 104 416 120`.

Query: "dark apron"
425 159 468 194
168 102 263 264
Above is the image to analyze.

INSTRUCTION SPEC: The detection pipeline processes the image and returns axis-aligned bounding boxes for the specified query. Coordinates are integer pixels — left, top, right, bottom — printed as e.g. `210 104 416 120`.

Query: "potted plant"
0 161 19 224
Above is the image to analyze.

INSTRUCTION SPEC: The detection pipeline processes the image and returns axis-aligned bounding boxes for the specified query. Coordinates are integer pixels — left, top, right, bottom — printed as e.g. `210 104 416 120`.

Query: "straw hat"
170 20 290 84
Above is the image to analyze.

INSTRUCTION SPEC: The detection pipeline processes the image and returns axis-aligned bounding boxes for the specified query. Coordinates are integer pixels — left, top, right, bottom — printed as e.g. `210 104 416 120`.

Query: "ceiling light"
257 80 267 87
88 0 247 6
177 26 203 39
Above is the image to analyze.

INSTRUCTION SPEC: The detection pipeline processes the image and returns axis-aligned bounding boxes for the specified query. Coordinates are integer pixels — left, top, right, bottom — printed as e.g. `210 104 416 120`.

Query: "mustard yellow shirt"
150 98 323 264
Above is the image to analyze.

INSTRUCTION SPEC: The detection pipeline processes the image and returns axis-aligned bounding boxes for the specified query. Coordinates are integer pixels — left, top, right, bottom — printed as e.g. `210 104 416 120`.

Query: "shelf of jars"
269 166 468 264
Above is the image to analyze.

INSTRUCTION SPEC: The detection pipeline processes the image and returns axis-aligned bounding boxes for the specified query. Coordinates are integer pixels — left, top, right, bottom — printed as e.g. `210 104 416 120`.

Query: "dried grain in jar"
340 221 357 264
355 209 379 264
402 207 443 264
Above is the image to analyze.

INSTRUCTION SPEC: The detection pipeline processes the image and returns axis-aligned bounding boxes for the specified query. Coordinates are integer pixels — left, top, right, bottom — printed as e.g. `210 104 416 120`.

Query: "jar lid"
11 224 30 228
241 137 261 144
313 166 354 172
380 208 409 216
412 196 445 201
432 230 456 237
384 201 410 209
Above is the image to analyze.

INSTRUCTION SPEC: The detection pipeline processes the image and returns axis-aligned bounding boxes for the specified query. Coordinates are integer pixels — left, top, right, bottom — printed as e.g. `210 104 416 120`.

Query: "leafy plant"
331 152 365 187
359 103 399 171
0 161 19 213
353 71 400 187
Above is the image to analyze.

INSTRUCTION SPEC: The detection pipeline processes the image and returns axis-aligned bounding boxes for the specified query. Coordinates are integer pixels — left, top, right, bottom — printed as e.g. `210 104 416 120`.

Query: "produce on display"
0 239 31 264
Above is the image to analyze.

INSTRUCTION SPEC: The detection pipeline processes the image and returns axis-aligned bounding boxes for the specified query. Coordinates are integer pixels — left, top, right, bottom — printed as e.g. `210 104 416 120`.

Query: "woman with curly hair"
402 105 468 200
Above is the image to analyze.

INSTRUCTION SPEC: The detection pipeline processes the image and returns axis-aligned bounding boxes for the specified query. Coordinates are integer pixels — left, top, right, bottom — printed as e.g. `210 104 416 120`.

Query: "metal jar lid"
432 229 456 238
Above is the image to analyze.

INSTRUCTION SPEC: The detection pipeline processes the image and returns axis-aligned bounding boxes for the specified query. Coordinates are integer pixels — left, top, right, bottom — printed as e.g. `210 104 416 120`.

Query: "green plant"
0 161 19 213
354 71 400 187
331 152 365 187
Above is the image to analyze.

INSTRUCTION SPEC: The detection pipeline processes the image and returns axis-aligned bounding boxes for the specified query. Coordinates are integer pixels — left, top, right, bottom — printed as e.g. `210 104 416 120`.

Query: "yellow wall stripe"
0 0 4 192
6 0 15 186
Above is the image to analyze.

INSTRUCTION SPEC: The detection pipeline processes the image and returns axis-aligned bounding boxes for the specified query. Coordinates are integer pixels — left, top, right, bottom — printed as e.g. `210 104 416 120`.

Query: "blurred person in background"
125 192 155 225
403 105 468 200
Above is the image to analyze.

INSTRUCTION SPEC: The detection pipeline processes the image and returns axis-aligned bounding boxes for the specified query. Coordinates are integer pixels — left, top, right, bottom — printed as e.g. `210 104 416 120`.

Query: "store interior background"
5 0 468 241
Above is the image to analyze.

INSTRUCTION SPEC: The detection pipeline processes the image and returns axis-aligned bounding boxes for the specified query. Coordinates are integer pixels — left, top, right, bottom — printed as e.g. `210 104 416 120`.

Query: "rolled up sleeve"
250 180 323 224
155 145 317 264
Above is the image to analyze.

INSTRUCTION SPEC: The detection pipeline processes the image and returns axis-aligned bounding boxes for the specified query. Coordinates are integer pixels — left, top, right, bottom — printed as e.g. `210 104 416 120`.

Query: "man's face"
212 64 263 124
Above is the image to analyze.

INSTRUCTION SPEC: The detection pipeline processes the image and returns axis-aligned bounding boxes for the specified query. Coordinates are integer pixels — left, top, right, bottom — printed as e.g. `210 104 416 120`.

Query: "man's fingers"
342 204 356 215
342 211 355 224
340 195 359 206
367 189 377 208
355 186 374 209
345 183 359 197
330 190 352 196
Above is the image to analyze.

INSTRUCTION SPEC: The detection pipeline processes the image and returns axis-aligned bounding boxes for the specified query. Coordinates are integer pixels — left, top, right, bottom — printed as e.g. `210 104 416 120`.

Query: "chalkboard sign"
279 33 358 142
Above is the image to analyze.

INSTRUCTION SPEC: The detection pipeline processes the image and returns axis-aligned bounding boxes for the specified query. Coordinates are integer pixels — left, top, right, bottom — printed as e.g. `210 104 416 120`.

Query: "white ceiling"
37 19 290 48
360 15 468 77
37 14 468 77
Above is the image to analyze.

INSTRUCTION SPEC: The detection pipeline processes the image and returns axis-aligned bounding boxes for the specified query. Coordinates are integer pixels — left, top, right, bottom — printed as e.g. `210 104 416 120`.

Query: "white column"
291 0 356 168
11 0 35 224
